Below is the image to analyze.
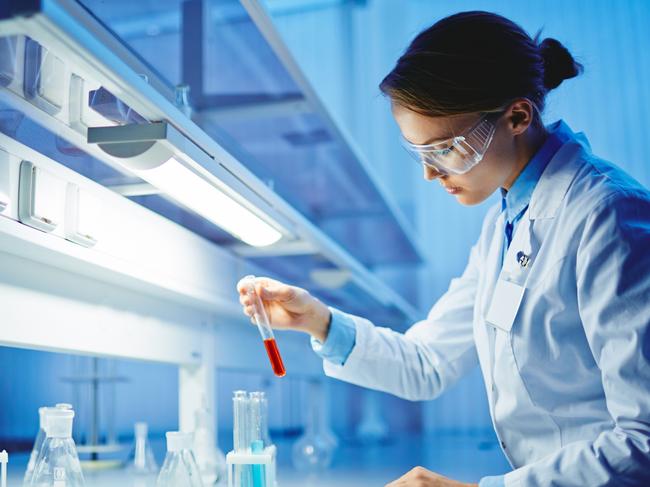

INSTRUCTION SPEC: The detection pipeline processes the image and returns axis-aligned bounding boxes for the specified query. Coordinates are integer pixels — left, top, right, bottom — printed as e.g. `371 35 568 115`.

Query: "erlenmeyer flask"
31 407 85 487
193 407 226 486
23 407 47 485
291 380 335 473
126 422 158 475
156 432 203 487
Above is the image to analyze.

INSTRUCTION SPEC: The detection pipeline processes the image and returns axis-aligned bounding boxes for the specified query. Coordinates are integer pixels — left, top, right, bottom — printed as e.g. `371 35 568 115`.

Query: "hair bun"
539 37 583 90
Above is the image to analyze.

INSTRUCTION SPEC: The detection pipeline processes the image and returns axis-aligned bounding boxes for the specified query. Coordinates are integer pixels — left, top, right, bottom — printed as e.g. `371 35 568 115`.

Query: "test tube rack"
226 445 277 487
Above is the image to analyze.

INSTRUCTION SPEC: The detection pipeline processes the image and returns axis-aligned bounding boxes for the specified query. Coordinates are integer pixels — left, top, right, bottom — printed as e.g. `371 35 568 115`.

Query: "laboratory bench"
5 432 510 486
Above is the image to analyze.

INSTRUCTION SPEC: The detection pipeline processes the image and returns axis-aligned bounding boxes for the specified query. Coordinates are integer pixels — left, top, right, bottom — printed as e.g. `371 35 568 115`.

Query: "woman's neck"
502 124 549 191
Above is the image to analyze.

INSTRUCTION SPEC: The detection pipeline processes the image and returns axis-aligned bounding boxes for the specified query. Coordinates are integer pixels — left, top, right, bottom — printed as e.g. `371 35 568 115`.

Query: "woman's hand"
237 277 332 342
385 467 478 487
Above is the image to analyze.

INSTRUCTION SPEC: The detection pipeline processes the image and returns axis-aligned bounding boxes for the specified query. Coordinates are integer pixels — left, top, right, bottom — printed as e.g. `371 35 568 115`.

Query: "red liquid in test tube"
264 338 286 377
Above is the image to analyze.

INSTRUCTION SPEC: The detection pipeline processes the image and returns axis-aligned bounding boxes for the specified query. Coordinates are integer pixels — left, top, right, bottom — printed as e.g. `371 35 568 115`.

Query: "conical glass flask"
30 407 85 487
23 407 47 486
193 407 226 486
291 380 335 473
156 432 203 487
126 422 158 475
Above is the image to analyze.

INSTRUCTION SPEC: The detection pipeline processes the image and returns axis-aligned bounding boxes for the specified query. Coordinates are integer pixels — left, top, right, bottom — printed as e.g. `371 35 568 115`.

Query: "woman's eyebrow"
412 132 455 145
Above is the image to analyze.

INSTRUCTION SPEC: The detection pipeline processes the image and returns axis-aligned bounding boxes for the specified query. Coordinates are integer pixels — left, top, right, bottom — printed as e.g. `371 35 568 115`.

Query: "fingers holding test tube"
236 276 333 344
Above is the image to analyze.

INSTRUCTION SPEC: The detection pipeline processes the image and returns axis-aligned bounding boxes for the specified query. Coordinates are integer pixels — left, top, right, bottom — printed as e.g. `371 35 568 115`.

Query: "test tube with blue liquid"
249 392 265 487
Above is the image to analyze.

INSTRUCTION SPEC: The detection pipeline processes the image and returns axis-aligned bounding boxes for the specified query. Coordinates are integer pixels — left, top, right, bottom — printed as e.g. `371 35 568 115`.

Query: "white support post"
179 321 216 438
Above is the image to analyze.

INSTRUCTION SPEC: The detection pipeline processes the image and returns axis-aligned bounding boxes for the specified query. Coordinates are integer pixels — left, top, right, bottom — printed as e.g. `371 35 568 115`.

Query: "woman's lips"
442 184 462 194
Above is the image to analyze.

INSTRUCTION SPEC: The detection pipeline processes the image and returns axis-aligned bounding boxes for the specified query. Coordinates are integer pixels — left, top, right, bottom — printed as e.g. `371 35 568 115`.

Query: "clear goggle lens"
401 113 499 176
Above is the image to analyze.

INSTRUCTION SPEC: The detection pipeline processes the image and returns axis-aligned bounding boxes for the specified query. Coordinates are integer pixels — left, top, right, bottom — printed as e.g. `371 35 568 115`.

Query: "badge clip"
516 251 531 268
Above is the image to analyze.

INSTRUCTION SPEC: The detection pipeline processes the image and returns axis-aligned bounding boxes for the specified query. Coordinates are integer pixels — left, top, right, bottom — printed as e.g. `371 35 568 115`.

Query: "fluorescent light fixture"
135 157 282 246
88 122 283 247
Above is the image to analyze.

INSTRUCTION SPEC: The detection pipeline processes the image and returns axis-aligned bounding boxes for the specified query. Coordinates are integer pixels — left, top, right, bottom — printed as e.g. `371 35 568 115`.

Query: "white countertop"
4 433 510 486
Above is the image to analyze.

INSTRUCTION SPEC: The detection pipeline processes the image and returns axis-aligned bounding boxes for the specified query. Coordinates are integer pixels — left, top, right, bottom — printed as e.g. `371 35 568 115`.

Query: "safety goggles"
401 111 502 176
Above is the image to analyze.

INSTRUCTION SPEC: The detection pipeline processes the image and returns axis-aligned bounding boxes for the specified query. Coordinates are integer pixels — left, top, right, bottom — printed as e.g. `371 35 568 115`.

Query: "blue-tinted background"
1 0 649 482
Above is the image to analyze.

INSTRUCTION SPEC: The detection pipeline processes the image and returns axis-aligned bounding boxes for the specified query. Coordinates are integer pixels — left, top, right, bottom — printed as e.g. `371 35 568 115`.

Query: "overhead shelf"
73 0 425 269
0 0 421 323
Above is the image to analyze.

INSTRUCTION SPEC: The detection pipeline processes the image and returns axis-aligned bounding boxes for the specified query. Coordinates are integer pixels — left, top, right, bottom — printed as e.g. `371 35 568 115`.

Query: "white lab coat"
323 122 650 486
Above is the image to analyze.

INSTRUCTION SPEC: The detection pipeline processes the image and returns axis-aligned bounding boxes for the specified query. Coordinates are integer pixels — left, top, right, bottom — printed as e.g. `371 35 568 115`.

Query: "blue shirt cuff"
479 475 505 487
310 307 356 365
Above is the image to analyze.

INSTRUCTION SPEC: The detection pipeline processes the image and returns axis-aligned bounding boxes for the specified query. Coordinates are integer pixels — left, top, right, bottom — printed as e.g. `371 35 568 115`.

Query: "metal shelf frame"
0 0 419 321
0 0 425 448
238 0 425 262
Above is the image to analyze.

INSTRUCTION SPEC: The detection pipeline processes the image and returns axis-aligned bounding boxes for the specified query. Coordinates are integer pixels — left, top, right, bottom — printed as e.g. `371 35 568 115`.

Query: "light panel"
88 122 284 247
135 157 282 247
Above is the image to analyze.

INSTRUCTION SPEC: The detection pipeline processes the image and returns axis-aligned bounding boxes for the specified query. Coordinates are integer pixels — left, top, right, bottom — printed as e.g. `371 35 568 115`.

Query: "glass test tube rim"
233 391 250 453
242 275 275 341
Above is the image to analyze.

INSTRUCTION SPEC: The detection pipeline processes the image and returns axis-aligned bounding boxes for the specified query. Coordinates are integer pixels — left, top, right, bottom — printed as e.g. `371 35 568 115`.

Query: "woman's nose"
423 165 442 181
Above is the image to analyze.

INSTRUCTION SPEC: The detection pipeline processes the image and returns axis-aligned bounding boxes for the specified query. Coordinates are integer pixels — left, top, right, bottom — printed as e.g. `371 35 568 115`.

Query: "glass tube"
232 391 251 487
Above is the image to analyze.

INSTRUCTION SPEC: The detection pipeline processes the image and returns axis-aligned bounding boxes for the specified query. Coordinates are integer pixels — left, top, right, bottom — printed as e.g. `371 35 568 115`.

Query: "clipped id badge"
486 279 525 332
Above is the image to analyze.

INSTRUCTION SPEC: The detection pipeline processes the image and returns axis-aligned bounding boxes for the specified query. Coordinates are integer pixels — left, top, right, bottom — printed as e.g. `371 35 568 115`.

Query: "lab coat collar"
501 122 564 224
529 120 590 220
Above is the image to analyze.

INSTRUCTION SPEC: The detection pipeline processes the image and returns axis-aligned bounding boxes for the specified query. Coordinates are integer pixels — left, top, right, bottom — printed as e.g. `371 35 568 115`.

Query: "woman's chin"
456 190 488 206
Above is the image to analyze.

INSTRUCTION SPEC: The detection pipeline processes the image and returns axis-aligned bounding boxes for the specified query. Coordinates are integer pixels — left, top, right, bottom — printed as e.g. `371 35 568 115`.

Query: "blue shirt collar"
500 121 571 222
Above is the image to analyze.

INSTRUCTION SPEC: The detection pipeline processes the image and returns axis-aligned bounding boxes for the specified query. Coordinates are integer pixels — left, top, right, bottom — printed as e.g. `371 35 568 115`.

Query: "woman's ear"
505 99 535 135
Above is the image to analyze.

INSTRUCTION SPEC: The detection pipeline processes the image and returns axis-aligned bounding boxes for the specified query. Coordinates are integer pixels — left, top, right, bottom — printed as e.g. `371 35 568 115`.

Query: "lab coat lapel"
529 141 584 220
476 211 505 395
496 140 585 284
484 211 506 309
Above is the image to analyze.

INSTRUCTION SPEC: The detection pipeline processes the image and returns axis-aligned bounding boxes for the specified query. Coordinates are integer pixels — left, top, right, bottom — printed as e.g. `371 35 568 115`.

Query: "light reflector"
135 157 282 247
88 122 284 247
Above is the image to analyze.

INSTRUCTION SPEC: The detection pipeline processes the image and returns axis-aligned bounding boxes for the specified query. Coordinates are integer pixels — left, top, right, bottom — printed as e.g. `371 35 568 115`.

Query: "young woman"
238 11 650 487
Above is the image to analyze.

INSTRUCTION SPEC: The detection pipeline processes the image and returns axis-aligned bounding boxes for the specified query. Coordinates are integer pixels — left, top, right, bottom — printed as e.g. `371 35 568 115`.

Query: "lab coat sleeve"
321 239 481 401
310 307 357 365
479 475 505 487
504 192 650 487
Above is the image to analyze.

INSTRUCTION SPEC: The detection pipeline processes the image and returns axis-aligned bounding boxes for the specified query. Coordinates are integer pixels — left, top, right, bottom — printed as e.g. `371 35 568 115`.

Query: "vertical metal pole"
91 357 99 460
182 0 205 108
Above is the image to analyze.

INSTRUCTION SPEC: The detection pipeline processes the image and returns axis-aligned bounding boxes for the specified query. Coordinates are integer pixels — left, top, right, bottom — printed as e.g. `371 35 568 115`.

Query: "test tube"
248 392 270 447
233 390 252 487
248 392 262 444
249 392 265 487
243 275 286 377
233 391 249 453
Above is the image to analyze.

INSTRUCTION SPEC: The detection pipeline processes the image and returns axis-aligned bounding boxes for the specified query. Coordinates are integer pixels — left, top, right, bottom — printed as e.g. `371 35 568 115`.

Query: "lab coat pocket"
485 279 525 333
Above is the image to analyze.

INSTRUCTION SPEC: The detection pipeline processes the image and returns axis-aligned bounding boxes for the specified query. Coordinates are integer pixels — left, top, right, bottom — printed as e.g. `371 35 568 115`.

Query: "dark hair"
379 11 583 117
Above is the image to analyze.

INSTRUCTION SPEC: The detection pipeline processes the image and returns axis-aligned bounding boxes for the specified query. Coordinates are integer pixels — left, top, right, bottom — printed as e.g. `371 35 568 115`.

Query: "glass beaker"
23 407 47 485
193 407 226 486
156 432 203 487
126 422 158 475
291 380 335 473
31 407 85 487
